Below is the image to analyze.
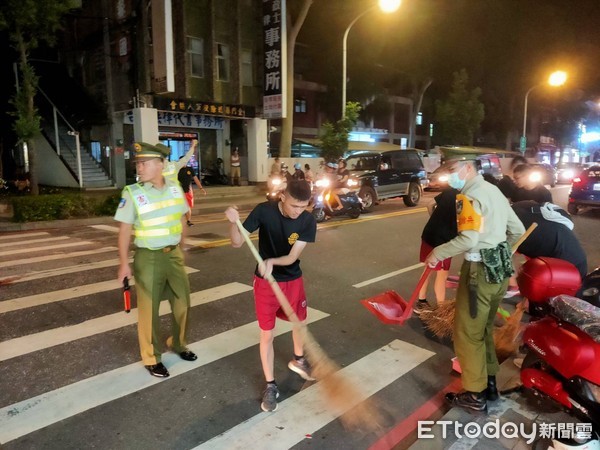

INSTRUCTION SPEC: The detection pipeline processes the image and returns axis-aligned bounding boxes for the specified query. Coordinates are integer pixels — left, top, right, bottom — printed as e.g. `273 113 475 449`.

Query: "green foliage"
11 193 121 223
319 102 362 162
435 69 485 146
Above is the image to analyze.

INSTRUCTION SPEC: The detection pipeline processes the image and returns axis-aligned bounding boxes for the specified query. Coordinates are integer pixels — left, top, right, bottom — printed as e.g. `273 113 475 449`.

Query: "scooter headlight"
315 178 330 188
347 178 359 187
317 195 324 202
272 178 282 186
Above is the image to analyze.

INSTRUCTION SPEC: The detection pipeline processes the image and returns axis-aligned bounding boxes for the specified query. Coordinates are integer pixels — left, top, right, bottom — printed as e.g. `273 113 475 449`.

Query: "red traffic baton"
123 277 131 313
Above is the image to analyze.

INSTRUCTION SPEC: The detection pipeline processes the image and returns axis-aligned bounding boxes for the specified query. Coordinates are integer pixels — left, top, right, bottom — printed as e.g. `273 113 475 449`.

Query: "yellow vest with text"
126 181 186 249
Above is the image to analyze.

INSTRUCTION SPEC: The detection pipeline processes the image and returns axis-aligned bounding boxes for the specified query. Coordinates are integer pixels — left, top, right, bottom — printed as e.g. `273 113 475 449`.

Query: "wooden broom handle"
511 222 537 255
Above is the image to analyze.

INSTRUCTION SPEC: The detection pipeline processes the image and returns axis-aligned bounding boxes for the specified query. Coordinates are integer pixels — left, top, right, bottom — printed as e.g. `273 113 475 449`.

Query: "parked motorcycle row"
516 257 600 448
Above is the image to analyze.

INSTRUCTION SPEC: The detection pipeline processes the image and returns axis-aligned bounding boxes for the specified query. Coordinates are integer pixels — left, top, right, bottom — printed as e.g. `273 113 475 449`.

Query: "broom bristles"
419 299 457 339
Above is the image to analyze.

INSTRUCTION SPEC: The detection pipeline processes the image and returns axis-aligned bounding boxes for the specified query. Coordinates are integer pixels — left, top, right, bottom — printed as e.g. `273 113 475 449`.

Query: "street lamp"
342 0 401 117
521 70 568 152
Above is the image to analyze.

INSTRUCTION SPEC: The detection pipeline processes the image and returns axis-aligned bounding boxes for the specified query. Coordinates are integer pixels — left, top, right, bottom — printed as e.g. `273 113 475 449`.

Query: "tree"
435 69 484 146
278 0 313 158
0 0 72 195
319 101 361 162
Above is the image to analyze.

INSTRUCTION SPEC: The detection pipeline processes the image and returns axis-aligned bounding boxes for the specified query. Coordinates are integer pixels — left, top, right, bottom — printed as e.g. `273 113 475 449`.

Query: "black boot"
486 375 499 401
445 390 487 412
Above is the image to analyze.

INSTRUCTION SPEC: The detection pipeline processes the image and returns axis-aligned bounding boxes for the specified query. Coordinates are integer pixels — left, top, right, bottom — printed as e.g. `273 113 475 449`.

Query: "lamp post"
342 0 401 118
521 70 568 152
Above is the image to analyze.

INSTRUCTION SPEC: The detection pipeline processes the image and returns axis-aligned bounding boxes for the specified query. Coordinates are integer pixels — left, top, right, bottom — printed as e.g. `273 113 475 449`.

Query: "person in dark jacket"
511 164 553 204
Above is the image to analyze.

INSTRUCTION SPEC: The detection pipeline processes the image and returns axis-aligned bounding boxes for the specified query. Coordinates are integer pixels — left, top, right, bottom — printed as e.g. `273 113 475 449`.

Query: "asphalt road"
0 185 597 449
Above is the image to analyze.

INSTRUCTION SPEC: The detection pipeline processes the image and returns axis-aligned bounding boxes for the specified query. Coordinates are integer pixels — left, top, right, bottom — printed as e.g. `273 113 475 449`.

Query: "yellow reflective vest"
126 181 186 249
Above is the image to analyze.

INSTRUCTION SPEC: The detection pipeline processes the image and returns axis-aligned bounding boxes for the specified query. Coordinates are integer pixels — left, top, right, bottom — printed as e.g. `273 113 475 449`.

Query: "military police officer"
115 142 197 378
425 151 525 412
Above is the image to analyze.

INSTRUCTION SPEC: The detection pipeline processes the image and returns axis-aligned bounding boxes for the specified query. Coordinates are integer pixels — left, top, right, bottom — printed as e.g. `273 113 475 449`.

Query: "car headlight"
563 170 574 179
317 195 324 202
439 175 449 182
347 178 359 187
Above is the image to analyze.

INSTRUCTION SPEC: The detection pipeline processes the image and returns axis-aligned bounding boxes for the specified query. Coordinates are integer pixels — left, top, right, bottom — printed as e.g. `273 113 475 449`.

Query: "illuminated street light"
521 70 568 152
342 0 401 117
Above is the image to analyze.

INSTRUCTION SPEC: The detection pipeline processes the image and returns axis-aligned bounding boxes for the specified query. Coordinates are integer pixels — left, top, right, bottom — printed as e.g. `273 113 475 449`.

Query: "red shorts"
419 240 452 271
253 275 307 330
184 191 194 208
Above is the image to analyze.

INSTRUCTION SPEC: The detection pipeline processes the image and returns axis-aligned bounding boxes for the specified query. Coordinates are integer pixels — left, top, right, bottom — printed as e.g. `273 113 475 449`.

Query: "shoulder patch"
118 198 126 208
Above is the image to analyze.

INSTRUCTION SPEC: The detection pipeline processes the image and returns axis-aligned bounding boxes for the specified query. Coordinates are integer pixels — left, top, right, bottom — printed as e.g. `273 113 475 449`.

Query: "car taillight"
572 176 582 184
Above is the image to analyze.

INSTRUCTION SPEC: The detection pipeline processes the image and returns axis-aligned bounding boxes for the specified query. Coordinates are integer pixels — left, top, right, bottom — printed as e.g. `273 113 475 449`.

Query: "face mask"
447 165 466 190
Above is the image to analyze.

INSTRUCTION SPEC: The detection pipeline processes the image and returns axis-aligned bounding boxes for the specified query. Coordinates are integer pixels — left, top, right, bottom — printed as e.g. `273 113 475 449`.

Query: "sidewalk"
0 185 265 232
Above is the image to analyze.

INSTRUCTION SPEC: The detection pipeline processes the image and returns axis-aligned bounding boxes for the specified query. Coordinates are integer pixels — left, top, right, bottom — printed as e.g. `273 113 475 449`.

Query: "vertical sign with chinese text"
263 0 287 119
151 0 175 94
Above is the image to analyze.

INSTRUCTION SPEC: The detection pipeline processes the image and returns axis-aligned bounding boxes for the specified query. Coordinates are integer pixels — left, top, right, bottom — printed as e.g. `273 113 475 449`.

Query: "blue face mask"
448 165 466 190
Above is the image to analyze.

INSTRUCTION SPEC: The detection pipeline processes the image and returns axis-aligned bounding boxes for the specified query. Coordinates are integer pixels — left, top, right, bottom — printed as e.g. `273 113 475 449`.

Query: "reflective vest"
163 162 179 184
126 181 186 249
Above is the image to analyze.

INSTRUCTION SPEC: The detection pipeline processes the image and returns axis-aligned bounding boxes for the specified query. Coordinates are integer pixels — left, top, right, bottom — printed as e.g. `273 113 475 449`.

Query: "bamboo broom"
235 220 383 432
420 222 538 342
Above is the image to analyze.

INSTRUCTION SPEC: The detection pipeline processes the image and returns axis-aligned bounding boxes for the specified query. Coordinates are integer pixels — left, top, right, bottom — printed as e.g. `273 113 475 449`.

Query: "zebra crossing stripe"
89 224 120 232
0 258 127 284
1 241 95 257
0 236 70 249
195 339 434 449
0 247 117 269
0 231 49 241
0 266 198 314
0 282 253 361
0 307 330 445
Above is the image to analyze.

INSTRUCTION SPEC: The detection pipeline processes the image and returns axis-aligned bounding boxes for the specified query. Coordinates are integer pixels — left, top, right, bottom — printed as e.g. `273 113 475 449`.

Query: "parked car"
424 153 503 191
568 165 600 215
555 162 585 184
345 148 429 210
529 163 557 187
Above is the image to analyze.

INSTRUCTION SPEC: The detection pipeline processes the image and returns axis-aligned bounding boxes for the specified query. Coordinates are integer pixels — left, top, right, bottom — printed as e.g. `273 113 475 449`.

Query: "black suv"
345 149 429 210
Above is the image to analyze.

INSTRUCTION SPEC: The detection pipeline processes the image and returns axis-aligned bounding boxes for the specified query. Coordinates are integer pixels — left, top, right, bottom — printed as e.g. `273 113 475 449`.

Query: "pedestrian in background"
425 154 524 412
230 147 241 186
115 142 197 379
511 164 553 204
496 156 527 200
416 187 459 312
177 163 206 227
224 180 317 412
304 164 314 185
292 163 305 180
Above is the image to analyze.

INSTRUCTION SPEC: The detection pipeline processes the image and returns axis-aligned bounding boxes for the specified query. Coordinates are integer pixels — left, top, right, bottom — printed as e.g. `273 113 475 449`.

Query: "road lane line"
195 339 435 450
353 263 425 288
0 236 70 248
0 232 49 241
0 307 330 445
0 247 117 269
0 241 94 257
0 266 198 314
185 237 213 247
89 224 120 233
0 282 253 361
0 258 126 284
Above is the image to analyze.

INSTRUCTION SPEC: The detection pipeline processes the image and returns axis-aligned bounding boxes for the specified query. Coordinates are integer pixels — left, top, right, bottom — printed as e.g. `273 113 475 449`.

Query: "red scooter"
517 257 600 446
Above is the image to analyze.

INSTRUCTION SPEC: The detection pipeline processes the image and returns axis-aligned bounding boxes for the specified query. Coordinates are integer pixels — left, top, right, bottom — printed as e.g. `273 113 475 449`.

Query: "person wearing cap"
292 163 305 180
230 147 241 186
425 152 525 412
115 142 197 378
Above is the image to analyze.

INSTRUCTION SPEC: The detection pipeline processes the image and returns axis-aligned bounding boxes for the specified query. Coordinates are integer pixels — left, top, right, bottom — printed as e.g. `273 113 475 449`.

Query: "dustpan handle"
402 265 432 321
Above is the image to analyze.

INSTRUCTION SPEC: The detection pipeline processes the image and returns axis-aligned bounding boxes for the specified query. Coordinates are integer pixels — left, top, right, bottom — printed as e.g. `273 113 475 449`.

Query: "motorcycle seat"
550 295 600 343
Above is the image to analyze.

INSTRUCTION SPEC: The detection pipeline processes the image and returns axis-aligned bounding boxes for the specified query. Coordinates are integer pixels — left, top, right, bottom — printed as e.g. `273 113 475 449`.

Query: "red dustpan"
361 267 432 325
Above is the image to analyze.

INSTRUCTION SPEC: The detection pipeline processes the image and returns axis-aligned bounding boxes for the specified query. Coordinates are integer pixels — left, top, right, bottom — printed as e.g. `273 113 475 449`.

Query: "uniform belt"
137 244 179 253
464 251 482 262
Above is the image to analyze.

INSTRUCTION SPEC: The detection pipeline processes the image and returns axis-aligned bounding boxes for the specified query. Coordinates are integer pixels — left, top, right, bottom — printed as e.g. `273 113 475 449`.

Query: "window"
241 49 253 86
91 141 101 162
294 98 307 113
188 37 204 78
216 43 230 81
416 112 423 125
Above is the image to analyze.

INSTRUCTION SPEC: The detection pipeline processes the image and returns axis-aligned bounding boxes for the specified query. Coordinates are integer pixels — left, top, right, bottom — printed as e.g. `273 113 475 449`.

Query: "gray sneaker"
261 383 280 412
288 357 315 381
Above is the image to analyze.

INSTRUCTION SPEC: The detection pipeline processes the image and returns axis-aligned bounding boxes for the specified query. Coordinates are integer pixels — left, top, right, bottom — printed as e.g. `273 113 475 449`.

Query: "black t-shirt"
511 185 552 204
177 167 195 193
243 201 317 281
336 169 350 188
292 169 305 180
421 188 459 247
512 201 587 279
496 176 516 199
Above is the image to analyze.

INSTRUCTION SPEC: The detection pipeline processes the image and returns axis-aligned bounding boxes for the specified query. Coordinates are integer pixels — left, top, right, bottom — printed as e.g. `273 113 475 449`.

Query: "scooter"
201 158 229 185
266 174 286 202
311 176 362 223
517 257 600 448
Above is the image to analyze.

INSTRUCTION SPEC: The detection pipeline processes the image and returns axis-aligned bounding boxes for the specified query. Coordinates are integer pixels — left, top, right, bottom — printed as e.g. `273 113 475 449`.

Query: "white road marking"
0 258 126 284
0 282 253 361
353 263 425 288
0 241 94 257
0 266 198 314
0 308 330 445
0 232 49 241
89 224 120 233
0 247 117 269
196 339 434 449
0 236 70 248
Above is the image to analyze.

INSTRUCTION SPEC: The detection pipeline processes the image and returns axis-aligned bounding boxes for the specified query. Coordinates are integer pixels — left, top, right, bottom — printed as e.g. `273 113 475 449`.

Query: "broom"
419 222 538 341
235 220 383 432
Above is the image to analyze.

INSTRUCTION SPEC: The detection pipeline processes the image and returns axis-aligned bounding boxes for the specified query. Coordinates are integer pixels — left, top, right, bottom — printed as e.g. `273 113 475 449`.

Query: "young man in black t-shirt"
225 180 317 412
177 165 206 226
512 164 553 204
